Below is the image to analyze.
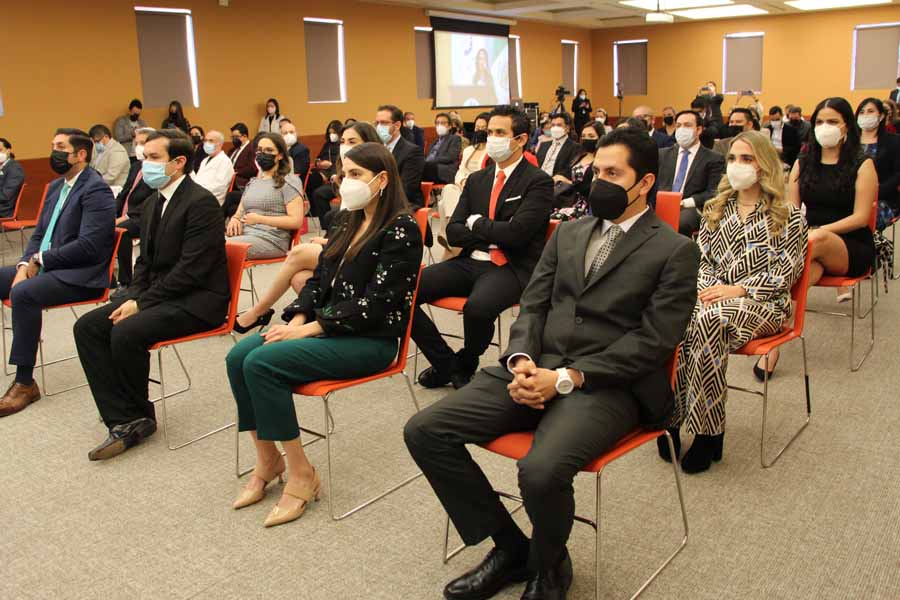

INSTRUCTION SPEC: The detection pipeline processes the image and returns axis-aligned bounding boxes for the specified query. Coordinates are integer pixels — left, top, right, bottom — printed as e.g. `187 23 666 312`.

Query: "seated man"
403 111 426 149
89 123 130 188
0 137 25 218
713 108 757 155
74 129 230 460
191 129 235 204
766 105 801 167
0 128 116 417
223 122 256 219
279 118 311 178
376 104 426 209
405 128 699 600
535 113 578 177
423 112 462 184
111 127 155 297
657 110 725 236
412 104 553 390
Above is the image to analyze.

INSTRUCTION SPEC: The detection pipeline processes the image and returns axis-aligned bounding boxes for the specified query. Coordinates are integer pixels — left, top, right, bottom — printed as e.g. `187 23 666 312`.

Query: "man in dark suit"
889 77 900 103
413 105 553 390
712 108 757 156
405 128 699 600
279 119 310 178
424 112 462 184
0 137 25 218
787 106 811 142
766 106 801 167
0 128 116 417
74 129 230 460
376 105 426 209
222 122 256 219
402 111 426 149
535 113 578 177
111 127 155 297
657 110 726 236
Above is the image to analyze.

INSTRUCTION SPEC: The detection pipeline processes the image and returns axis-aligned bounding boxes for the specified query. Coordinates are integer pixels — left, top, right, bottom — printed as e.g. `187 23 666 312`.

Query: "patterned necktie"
488 171 508 266
39 182 71 253
672 149 690 193
587 224 623 282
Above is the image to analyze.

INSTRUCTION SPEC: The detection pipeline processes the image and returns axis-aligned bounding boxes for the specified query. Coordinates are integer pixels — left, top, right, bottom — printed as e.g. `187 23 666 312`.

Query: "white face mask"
283 133 297 147
329 133 340 143
579 94 586 100
405 120 415 129
202 141 217 155
267 106 276 115
770 119 783 129
435 124 449 137
134 144 145 161
550 126 566 140
595 117 605 124
339 143 352 159
0 152 7 164
815 123 843 148
675 127 696 149
857 114 880 131
486 135 515 163
339 173 382 211
726 162 758 191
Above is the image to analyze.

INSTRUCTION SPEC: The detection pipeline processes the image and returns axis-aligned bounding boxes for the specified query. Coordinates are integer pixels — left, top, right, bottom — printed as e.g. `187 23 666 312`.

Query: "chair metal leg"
248 268 259 305
849 280 875 372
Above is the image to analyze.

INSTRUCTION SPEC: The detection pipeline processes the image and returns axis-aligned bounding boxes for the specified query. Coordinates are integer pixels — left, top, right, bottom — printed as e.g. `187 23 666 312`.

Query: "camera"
554 85 571 102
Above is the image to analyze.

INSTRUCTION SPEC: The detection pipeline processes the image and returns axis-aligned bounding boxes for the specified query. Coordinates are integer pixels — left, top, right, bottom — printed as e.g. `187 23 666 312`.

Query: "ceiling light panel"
621 0 732 9
671 3 769 18
785 0 891 9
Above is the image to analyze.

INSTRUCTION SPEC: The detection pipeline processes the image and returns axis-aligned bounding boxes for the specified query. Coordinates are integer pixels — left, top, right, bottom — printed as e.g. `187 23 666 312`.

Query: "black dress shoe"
418 366 451 389
450 370 474 390
680 433 724 474
521 548 573 600
232 308 275 334
88 418 157 461
444 546 531 600
656 427 682 463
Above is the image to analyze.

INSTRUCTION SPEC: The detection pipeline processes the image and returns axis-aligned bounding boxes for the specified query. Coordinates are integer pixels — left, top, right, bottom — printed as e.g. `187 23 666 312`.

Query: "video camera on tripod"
554 84 571 103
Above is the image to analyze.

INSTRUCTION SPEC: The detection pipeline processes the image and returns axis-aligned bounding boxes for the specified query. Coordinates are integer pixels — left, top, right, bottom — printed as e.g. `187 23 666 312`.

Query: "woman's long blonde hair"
703 130 790 235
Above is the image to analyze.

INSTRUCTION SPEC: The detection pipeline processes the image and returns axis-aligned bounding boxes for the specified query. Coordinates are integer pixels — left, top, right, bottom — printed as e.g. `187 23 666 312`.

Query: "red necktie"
122 171 143 218
488 171 508 266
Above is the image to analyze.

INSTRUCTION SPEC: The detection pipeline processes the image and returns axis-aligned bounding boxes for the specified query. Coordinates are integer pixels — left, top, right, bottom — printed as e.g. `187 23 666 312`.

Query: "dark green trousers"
226 333 397 441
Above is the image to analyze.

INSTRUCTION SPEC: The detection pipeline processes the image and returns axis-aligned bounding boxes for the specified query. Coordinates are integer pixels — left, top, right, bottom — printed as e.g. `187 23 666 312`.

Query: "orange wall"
590 5 900 121
1 0 591 160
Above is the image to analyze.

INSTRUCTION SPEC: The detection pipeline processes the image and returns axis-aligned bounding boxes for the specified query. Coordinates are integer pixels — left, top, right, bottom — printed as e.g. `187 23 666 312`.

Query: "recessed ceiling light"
646 11 676 22
621 0 732 9
671 3 769 18
785 0 891 9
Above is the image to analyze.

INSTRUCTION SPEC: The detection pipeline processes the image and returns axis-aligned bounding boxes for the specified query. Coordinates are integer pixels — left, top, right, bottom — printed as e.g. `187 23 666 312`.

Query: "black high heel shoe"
680 433 724 474
232 309 275 334
656 427 682 463
752 353 779 382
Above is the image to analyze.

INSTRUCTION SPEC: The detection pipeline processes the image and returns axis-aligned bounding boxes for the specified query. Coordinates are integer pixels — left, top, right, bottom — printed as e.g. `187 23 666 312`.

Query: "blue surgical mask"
95 142 106 154
202 141 216 155
376 124 392 144
142 160 172 189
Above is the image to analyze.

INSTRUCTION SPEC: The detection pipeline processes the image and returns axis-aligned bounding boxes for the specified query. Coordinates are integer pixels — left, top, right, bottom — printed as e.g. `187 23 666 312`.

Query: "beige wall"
1 0 592 159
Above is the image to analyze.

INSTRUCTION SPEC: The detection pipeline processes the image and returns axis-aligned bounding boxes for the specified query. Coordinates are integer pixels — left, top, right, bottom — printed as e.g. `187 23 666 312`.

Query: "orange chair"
0 182 26 223
728 240 814 468
240 217 309 305
812 197 877 371
442 351 688 600
2 183 48 254
149 241 250 450
227 173 237 194
0 228 125 396
655 191 682 231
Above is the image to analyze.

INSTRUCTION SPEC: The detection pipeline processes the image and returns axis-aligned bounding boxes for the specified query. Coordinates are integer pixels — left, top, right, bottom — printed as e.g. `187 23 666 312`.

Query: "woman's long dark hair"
256 133 292 189
855 97 887 141
324 142 411 262
168 100 189 131
799 97 864 201
333 122 381 187
266 97 281 119
325 120 343 143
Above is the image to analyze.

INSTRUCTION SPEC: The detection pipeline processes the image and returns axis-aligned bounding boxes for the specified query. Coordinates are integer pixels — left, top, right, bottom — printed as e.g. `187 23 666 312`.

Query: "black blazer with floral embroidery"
282 213 423 338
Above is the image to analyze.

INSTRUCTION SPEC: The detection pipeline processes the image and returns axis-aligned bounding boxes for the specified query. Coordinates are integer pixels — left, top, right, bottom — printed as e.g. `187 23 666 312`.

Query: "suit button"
575 317 583 324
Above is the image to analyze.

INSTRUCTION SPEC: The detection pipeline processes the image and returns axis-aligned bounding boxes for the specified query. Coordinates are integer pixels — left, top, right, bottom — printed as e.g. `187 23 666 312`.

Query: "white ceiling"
369 0 898 29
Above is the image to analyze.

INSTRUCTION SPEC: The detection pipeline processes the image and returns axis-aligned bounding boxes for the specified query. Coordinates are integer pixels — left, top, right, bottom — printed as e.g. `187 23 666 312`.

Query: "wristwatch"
30 253 41 266
555 368 575 395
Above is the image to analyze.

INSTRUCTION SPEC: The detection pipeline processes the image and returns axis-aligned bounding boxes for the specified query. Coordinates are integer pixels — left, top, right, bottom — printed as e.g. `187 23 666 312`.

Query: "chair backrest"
7 183 26 220
17 183 48 223
225 242 251 328
303 165 314 189
545 219 560 242
227 173 237 193
790 239 815 336
414 207 429 241
421 182 434 208
394 263 425 371
656 191 682 231
98 227 127 302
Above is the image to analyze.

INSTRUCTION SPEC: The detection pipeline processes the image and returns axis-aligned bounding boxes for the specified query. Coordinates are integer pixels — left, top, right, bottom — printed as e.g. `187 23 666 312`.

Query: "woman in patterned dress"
668 131 808 474
226 142 423 526
549 122 604 222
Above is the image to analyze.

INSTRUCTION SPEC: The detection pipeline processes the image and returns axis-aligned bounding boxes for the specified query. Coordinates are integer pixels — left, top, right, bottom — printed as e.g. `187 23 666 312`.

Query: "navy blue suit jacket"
23 167 116 289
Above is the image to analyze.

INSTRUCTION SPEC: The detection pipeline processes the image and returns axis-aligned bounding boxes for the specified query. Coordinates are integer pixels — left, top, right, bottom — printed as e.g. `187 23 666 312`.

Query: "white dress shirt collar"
600 206 649 237
494 154 524 181
63 166 85 187
385 134 401 153
159 174 186 202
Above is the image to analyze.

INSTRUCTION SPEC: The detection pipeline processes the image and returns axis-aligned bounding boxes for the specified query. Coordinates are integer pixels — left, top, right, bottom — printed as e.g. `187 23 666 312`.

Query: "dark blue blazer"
23 167 116 289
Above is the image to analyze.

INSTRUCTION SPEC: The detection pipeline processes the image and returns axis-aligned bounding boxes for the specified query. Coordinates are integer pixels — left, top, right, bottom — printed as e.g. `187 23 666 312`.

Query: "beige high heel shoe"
232 457 286 510
263 468 321 528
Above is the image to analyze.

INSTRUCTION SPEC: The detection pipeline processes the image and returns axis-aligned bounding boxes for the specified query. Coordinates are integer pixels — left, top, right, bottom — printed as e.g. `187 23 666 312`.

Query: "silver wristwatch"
555 368 575 395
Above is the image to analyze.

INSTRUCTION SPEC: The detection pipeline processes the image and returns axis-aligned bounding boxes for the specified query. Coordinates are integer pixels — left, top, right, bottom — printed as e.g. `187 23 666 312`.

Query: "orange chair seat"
244 257 287 268
149 323 233 351
481 428 664 474
733 328 797 356
2 219 37 230
431 297 467 312
3 293 110 311
294 360 406 397
816 272 870 288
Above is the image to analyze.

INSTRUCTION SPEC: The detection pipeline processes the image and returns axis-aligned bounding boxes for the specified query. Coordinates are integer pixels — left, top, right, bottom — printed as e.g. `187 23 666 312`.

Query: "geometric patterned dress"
673 198 808 435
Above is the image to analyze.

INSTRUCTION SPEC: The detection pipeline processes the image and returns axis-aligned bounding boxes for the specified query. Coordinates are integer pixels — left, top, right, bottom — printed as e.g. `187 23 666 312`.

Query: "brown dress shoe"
0 381 41 417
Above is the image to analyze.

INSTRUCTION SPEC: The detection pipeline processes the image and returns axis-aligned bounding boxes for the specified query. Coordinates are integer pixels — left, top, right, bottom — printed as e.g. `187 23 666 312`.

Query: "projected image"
434 31 509 108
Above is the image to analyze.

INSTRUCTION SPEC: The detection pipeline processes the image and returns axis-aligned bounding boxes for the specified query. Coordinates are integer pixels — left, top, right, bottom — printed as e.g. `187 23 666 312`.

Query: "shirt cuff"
466 214 483 230
506 353 531 374
680 197 696 209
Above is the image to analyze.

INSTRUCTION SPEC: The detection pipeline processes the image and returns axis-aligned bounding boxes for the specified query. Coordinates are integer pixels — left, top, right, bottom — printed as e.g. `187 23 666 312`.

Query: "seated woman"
549 122 603 221
453 113 490 189
670 131 807 473
226 142 423 527
233 124 382 334
304 120 343 209
309 122 381 219
225 133 304 260
856 97 900 230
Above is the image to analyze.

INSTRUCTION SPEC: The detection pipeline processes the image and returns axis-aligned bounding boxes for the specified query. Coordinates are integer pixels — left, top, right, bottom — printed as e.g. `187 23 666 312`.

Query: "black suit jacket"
496 212 700 426
657 144 725 211
446 158 554 288
426 134 462 184
873 132 900 210
889 88 900 103
229 143 256 189
767 123 801 167
392 136 426 208
535 138 579 177
129 177 230 327
115 160 154 221
289 142 311 178
0 158 25 218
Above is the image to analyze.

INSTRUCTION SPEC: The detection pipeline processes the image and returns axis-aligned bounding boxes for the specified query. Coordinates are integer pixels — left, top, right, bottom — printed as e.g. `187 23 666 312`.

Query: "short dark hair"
624 116 648 132
550 112 572 126
0 137 12 158
89 124 112 139
675 110 701 127
690 96 709 111
788 106 802 115
769 105 783 116
487 105 530 138
729 108 755 123
146 129 194 175
230 122 249 136
129 99 143 111
435 112 451 124
55 128 93 163
377 104 404 125
597 127 659 181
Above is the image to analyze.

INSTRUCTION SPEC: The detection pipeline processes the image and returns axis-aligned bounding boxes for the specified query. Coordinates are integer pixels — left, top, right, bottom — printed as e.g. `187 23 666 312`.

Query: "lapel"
582 211 659 293
573 216 599 291
157 177 189 241
494 159 529 218
683 146 706 189
49 168 89 227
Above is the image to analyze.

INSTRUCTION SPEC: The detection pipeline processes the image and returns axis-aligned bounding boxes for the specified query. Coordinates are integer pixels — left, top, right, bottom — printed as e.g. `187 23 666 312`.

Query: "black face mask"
663 115 674 126
580 139 598 153
191 135 202 145
49 150 72 175
129 113 140 122
256 152 276 171
471 130 488 145
728 125 744 137
588 178 641 221
232 137 242 149
789 118 801 126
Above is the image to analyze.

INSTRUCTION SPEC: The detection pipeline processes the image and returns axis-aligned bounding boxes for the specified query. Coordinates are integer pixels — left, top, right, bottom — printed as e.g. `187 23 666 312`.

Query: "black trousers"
222 190 243 220
411 257 521 375
678 207 701 237
404 370 640 571
0 267 101 368
423 162 451 184
73 298 213 427
116 218 142 286
311 184 336 218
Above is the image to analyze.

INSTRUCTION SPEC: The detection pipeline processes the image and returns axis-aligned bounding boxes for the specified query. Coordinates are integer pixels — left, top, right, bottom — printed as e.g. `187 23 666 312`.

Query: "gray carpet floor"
1 232 899 599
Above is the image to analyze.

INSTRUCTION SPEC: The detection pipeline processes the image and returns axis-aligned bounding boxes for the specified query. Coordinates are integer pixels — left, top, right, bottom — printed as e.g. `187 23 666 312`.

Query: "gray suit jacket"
495 211 700 426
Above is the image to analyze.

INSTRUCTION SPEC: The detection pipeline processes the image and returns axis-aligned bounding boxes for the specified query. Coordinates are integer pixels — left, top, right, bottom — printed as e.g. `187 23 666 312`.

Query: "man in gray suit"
405 128 700 600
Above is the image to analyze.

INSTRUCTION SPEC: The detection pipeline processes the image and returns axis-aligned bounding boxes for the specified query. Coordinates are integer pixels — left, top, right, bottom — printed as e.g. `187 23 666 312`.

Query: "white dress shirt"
191 150 235 204
158 174 186 217
385 133 401 153
467 155 524 261
673 140 701 208
541 139 563 175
